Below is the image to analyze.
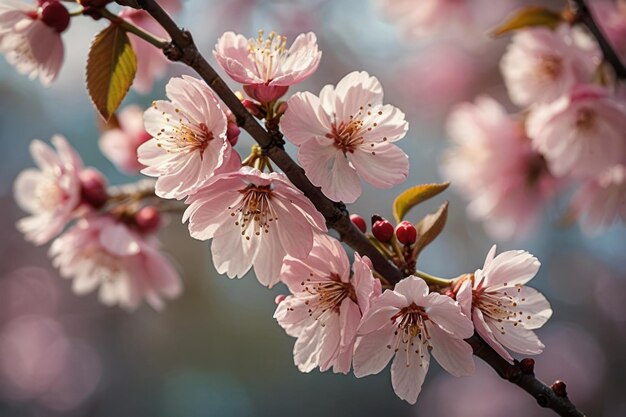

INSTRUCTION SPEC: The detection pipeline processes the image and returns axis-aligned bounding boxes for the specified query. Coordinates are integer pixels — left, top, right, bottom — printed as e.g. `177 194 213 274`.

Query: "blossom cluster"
7 3 557 406
442 14 626 240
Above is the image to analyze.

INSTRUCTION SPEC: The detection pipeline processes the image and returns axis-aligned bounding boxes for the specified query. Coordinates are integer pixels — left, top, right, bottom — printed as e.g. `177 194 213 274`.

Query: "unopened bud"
226 122 240 146
80 168 108 209
40 1 70 33
372 219 394 243
134 206 161 233
350 214 367 233
520 358 535 375
551 380 567 397
242 99 263 118
395 221 417 245
274 294 287 305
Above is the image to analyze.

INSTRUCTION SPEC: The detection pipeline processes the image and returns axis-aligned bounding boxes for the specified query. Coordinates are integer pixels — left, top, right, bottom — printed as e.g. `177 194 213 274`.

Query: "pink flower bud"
40 1 70 33
274 294 287 305
243 84 289 104
242 99 263 118
350 214 367 233
226 121 240 146
79 169 108 209
134 206 161 233
395 221 417 245
372 219 394 243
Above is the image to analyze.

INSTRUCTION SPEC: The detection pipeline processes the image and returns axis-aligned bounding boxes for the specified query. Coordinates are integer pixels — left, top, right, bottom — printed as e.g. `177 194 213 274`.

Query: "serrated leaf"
491 6 563 37
392 182 449 224
412 201 448 260
86 24 137 121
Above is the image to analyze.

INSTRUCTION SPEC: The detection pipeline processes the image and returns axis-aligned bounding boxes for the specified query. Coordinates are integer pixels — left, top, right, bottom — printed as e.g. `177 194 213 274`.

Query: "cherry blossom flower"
281 71 409 203
441 96 558 240
353 276 474 404
138 75 239 200
527 84 626 178
274 234 380 374
183 167 327 287
456 245 552 363
98 105 151 174
14 135 83 245
49 215 182 311
500 26 600 107
119 0 180 94
376 0 469 39
571 164 626 235
214 30 321 103
0 0 67 86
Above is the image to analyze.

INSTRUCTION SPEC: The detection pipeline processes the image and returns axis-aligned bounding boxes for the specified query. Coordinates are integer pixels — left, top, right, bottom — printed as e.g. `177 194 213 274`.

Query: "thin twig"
570 0 626 79
121 1 586 415
467 334 586 417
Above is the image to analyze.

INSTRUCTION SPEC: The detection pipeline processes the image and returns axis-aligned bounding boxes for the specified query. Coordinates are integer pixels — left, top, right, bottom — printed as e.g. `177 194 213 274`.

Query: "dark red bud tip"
551 380 567 397
372 219 394 243
274 294 287 305
520 358 535 374
395 220 417 245
134 206 161 233
40 1 70 33
350 214 367 233
80 169 108 209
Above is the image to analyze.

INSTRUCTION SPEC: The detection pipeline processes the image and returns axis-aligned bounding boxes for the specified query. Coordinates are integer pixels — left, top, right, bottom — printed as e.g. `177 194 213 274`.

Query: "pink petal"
390 346 429 404
281 91 331 145
350 142 409 189
353 325 395 377
427 323 474 377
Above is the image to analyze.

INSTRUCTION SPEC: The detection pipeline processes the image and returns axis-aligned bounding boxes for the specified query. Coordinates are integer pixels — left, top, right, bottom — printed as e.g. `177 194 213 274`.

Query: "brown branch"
569 0 626 79
124 2 585 416
132 0 404 284
468 334 586 417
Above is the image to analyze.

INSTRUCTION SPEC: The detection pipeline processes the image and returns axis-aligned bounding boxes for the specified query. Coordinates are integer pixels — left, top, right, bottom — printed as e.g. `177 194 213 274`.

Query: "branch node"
164 43 183 61
537 394 549 408
260 131 286 153
551 380 568 398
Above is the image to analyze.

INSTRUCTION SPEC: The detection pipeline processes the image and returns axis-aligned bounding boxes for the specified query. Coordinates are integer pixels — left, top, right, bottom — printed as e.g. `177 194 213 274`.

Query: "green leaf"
392 182 449 224
412 201 448 260
86 24 137 121
491 6 563 37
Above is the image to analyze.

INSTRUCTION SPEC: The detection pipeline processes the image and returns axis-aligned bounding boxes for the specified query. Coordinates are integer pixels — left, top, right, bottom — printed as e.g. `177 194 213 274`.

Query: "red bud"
372 219 394 242
350 214 367 233
395 221 417 245
40 1 70 33
134 206 161 233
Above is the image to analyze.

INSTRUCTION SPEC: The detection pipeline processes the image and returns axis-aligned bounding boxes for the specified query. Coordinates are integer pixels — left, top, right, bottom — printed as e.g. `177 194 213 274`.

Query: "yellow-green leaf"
392 182 449 224
86 24 137 121
491 6 563 37
412 201 448 260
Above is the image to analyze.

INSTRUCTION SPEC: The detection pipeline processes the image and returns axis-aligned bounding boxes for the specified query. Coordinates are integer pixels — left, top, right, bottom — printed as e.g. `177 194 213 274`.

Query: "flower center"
248 30 288 82
152 102 214 155
326 119 365 153
81 246 123 282
229 185 276 241
537 55 563 80
301 273 356 324
575 108 596 131
36 178 65 211
387 303 432 366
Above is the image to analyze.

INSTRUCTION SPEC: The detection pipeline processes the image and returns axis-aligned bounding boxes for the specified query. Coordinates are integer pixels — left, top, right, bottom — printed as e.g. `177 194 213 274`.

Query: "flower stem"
413 270 453 287
97 8 170 49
